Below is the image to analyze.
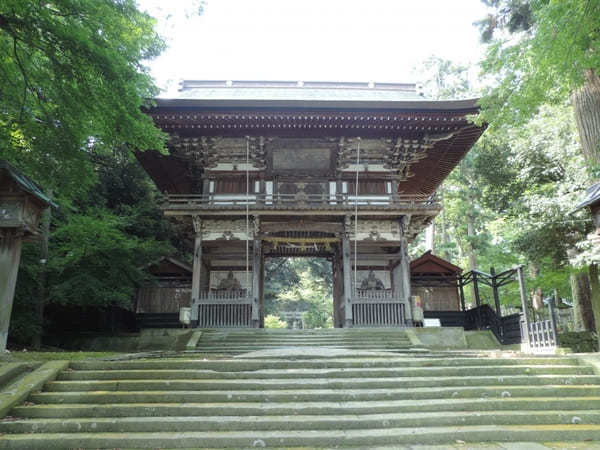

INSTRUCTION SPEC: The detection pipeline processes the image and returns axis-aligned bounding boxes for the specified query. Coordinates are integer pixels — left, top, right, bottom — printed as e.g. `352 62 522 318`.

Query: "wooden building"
137 80 484 328
410 251 462 312
136 257 193 315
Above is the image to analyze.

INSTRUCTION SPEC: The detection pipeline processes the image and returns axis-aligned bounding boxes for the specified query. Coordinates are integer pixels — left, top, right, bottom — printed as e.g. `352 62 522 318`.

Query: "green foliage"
8 156 178 345
559 331 599 353
413 56 473 100
265 258 333 329
0 0 166 193
47 210 169 308
478 0 600 130
264 315 287 329
413 54 591 309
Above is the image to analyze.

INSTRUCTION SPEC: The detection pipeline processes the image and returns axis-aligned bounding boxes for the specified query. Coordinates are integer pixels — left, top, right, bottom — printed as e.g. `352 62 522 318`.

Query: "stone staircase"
2 330 600 448
195 328 414 354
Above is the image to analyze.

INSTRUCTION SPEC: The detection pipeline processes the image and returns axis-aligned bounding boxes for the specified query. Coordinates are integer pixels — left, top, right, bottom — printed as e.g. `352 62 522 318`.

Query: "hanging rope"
245 136 250 294
354 137 360 296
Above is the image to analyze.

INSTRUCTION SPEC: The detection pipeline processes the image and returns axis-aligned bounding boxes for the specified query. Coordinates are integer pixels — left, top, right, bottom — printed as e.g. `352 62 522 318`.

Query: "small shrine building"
137 80 484 328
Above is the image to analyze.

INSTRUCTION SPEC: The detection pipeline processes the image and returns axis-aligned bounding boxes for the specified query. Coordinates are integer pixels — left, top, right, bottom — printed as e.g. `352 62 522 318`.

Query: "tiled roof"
155 80 479 110
0 160 56 207
174 80 424 102
575 181 600 210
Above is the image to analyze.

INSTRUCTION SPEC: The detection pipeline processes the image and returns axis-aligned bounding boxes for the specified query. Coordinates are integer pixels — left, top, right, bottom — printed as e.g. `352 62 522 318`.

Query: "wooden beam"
260 221 343 233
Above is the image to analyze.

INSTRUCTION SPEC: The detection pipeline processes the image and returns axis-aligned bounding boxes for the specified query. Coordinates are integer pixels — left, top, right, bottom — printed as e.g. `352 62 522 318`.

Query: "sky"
139 0 490 96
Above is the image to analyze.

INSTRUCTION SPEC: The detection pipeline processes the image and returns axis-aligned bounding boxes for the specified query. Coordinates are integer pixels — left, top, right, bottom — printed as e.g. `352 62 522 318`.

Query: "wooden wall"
136 287 191 314
412 286 460 311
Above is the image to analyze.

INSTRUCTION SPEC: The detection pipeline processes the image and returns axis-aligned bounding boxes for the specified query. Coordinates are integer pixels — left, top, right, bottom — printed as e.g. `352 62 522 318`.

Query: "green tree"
478 0 600 335
478 0 600 168
0 0 167 193
0 1 176 347
264 315 287 329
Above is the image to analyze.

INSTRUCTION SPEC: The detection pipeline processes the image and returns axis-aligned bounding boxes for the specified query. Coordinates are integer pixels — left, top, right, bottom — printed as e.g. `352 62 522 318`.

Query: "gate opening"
264 257 333 329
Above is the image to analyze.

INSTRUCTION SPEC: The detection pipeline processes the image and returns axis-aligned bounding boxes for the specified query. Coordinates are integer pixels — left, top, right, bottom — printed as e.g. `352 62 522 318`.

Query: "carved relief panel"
201 219 254 241
347 219 401 241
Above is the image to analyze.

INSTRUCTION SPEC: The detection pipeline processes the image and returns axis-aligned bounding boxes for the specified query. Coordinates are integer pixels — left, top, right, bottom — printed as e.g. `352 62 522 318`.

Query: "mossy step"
199 329 410 333
14 396 600 419
193 346 414 352
197 337 412 342
56 365 593 381
69 357 581 371
28 385 600 404
43 375 600 392
0 364 32 389
3 410 600 434
3 425 600 449
195 342 413 346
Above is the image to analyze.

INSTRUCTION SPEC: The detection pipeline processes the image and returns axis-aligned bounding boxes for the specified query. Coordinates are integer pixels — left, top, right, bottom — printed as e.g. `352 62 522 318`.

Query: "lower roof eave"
163 208 441 218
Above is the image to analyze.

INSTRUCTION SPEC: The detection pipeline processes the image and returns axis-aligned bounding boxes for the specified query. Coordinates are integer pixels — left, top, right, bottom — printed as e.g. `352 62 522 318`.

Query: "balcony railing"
165 193 439 210
195 291 253 328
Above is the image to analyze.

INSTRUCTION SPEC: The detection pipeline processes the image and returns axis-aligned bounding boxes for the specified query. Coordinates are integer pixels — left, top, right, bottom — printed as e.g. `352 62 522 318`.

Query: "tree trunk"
439 188 450 260
32 197 51 350
589 264 600 347
571 270 595 332
572 69 600 165
466 198 478 302
467 220 477 269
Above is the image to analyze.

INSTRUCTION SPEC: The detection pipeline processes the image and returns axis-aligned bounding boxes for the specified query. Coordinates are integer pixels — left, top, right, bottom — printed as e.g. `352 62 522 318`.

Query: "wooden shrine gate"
188 216 415 329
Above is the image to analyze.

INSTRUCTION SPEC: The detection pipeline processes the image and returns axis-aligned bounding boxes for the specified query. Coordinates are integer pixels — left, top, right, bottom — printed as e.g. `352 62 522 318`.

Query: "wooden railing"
350 290 407 327
196 291 253 328
166 193 439 209
352 303 406 327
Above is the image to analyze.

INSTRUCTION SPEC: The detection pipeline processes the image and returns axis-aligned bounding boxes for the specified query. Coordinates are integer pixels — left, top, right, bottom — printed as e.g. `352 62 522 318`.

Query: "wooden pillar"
459 277 466 312
490 266 503 339
472 272 482 329
342 222 353 327
259 250 265 328
490 267 502 318
399 216 412 323
516 265 530 344
191 216 202 324
0 232 23 351
252 216 261 328
332 245 344 328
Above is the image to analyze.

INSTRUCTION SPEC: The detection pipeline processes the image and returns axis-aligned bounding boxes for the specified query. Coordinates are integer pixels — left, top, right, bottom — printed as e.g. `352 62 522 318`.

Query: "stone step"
193 345 414 353
69 356 582 371
28 385 600 404
198 328 410 333
2 425 600 449
14 396 600 418
56 365 593 381
198 335 412 340
197 341 413 347
2 410 599 434
43 375 600 392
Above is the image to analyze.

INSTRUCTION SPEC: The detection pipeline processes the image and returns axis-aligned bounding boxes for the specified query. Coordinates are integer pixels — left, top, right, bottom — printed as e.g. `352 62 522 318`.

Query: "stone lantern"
0 161 54 351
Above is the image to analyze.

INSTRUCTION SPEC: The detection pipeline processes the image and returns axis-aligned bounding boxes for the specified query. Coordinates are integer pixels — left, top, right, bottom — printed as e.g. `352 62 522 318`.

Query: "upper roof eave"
151 97 480 113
